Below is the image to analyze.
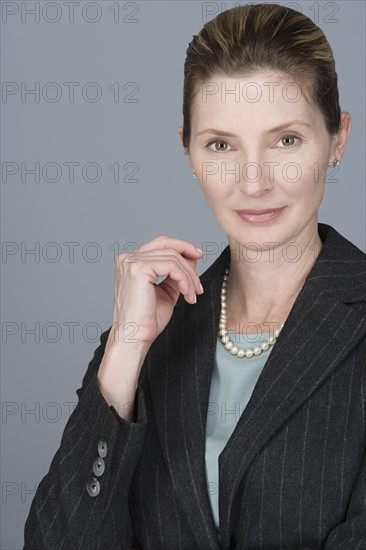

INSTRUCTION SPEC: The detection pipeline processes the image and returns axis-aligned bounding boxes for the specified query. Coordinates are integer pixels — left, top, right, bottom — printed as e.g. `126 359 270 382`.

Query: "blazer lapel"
148 223 366 549
217 224 366 547
148 259 229 548
218 289 366 547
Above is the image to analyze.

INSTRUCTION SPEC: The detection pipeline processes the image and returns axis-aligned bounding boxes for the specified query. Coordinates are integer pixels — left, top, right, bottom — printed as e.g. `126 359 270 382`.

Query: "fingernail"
199 283 204 294
196 247 203 254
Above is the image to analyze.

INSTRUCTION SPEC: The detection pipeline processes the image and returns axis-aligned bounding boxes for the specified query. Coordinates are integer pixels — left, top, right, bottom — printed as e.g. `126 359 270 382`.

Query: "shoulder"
307 223 366 303
319 222 366 262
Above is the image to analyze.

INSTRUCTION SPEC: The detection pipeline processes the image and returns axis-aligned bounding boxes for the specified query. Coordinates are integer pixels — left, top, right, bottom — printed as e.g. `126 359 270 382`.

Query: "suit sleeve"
23 326 149 550
323 444 366 549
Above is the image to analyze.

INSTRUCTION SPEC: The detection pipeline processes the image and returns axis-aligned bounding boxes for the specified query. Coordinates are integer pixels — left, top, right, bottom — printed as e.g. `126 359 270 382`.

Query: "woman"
24 3 366 549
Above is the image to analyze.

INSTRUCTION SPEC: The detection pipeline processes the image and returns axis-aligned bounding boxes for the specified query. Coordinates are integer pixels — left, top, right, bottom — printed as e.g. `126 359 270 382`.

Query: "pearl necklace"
218 267 284 358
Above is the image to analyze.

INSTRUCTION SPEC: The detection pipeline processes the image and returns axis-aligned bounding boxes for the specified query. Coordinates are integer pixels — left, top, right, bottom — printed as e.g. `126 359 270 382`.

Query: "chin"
230 222 292 250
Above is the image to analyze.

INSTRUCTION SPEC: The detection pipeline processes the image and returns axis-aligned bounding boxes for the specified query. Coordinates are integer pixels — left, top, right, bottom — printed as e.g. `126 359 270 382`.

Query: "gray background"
1 1 365 548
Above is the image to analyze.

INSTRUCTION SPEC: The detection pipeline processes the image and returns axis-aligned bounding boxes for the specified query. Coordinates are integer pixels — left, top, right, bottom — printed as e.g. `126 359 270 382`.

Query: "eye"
276 134 301 148
206 140 232 153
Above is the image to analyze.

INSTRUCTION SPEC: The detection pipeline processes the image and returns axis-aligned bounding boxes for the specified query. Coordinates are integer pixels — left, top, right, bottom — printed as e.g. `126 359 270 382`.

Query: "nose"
233 157 276 197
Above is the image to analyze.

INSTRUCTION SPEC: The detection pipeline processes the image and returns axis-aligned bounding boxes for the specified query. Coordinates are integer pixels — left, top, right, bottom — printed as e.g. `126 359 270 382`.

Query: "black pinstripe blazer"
24 222 366 550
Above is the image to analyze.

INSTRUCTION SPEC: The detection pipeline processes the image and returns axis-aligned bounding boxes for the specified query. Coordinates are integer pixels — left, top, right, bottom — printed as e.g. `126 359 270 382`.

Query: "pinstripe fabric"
24 223 366 549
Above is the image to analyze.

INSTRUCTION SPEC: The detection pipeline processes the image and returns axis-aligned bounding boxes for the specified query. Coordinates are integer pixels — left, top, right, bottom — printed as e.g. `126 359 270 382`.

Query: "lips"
236 207 286 223
236 208 284 215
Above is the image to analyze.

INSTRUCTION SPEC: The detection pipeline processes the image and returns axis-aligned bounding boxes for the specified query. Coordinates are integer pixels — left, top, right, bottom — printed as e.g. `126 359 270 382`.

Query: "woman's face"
179 70 342 250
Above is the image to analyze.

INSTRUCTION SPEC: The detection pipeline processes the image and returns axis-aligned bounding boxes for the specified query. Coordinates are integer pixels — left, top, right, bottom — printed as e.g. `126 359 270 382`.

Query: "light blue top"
205 331 275 537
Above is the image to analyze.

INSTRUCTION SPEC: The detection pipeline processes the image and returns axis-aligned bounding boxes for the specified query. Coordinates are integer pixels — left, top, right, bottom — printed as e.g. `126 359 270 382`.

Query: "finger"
122 250 203 296
127 235 203 259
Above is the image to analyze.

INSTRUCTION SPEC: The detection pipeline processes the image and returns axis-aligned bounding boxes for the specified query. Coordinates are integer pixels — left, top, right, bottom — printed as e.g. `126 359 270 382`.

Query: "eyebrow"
196 121 311 137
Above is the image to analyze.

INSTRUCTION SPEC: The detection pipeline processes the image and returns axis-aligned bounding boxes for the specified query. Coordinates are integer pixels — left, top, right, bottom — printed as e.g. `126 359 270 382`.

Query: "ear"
177 125 187 152
178 125 196 174
328 111 352 164
178 124 193 158
177 125 184 146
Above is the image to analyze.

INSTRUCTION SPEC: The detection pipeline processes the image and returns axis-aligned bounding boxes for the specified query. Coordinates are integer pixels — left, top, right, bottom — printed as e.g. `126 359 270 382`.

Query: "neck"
225 224 323 331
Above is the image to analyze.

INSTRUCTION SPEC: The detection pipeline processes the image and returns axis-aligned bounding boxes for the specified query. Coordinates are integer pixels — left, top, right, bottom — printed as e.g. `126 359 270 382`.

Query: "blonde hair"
182 3 341 150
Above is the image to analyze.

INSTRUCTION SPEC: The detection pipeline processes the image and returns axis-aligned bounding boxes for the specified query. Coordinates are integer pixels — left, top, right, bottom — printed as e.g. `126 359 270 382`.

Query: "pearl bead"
218 266 284 359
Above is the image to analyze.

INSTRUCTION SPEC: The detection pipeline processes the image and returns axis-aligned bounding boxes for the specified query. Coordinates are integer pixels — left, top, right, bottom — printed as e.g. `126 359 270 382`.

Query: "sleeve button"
86 477 100 497
98 439 107 458
93 456 105 477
